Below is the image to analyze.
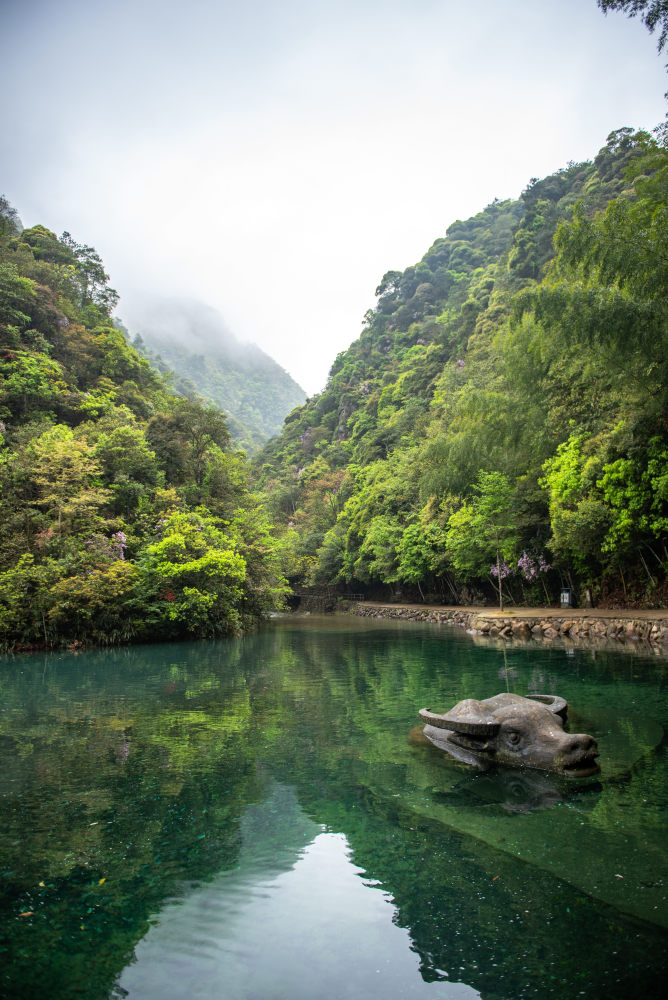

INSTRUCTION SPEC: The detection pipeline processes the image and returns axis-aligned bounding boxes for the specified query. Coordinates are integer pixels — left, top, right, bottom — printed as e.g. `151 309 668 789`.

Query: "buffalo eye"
506 730 521 747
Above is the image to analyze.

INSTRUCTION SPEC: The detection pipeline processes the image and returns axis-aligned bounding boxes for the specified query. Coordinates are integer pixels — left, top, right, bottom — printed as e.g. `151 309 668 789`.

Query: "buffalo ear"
527 694 568 722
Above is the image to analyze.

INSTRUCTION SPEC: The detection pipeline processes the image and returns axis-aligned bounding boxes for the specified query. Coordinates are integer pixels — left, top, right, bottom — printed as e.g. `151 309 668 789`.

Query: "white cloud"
2 0 665 394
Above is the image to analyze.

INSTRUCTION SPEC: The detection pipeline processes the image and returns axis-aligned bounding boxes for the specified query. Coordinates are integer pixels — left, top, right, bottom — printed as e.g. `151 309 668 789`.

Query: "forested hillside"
0 203 288 648
1 125 666 649
125 299 306 453
255 128 668 609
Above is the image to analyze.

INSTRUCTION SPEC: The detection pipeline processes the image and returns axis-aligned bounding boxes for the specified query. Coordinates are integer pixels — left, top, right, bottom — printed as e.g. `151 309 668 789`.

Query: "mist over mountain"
127 298 306 453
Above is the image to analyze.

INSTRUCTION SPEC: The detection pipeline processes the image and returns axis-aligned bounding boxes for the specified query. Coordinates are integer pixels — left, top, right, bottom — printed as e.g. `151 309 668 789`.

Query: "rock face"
352 605 668 646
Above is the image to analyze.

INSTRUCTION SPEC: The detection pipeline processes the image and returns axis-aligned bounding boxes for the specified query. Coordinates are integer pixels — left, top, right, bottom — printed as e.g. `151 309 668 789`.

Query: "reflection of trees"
252 621 668 995
0 622 666 999
0 640 264 999
312 791 667 997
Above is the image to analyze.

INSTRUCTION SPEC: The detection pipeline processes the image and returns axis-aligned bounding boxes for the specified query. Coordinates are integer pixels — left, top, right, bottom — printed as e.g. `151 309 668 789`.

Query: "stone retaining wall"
353 604 668 646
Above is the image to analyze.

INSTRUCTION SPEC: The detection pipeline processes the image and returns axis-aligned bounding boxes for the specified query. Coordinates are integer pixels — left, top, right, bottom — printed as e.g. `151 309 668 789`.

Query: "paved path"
360 602 668 620
355 601 668 644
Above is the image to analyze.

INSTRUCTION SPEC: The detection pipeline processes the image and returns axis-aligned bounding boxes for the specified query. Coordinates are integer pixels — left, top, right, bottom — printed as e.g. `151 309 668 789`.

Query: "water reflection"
118 784 480 1000
432 766 598 814
0 618 666 1000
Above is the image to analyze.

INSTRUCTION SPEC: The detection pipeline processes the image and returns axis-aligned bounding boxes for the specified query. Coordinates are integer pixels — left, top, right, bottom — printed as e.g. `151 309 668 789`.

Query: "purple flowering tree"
517 550 552 604
490 560 514 580
111 531 128 560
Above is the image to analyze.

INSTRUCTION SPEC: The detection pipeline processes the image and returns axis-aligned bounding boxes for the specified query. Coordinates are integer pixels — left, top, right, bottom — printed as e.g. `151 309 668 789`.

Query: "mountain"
254 127 668 609
0 212 288 648
126 298 306 453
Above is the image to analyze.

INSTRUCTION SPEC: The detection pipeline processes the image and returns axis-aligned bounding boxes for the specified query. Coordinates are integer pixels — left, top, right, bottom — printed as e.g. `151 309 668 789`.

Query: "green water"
0 616 666 1000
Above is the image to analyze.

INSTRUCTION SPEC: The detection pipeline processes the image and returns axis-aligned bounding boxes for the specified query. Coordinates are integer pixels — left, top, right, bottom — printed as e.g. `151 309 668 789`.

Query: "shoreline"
352 602 668 646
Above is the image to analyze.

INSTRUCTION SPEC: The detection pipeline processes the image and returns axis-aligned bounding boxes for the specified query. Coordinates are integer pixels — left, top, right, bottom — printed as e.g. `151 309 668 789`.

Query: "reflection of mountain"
118 784 473 1000
232 781 323 879
127 298 306 452
2 623 667 1000
305 782 668 998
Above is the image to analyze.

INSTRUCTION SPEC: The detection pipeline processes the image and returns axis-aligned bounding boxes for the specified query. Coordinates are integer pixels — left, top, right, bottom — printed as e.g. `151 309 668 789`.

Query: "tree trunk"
496 547 504 611
640 551 656 588
540 575 550 606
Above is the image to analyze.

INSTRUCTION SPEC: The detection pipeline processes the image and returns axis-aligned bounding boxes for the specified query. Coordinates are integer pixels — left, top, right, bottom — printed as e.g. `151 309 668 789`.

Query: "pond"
0 615 666 1000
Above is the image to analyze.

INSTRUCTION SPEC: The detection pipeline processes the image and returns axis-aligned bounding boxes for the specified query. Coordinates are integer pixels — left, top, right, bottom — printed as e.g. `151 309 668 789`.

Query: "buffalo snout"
558 732 599 776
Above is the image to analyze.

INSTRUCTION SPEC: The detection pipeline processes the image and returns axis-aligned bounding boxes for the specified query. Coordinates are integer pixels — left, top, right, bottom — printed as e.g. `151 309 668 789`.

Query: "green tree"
0 195 22 239
0 554 61 647
136 509 248 638
0 264 34 337
597 442 668 586
445 472 519 609
93 423 160 515
597 1 668 51
60 231 119 311
521 133 667 400
540 435 610 581
27 425 111 540
0 350 65 419
147 398 231 488
47 561 139 644
19 225 76 267
396 519 450 601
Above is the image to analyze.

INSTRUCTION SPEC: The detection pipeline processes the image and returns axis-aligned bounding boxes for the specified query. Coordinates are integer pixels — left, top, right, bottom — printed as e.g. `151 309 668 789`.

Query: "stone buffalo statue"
419 693 599 777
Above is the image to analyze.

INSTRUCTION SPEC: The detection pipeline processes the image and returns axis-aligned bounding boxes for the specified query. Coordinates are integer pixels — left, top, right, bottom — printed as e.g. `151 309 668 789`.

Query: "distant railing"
291 591 366 610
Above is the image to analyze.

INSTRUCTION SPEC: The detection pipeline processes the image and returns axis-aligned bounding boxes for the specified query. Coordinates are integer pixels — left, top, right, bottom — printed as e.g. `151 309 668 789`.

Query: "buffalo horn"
527 694 568 719
419 708 499 737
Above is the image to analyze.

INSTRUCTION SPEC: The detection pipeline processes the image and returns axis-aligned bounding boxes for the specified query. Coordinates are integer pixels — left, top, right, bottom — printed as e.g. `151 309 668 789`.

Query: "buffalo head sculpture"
419 693 599 777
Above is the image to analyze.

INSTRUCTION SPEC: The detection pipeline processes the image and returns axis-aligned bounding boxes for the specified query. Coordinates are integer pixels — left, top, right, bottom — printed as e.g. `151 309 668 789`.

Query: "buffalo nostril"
569 734 597 755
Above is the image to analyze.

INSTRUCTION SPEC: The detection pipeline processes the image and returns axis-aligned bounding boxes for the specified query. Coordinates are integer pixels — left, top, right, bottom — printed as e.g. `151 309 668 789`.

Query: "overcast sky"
2 0 665 395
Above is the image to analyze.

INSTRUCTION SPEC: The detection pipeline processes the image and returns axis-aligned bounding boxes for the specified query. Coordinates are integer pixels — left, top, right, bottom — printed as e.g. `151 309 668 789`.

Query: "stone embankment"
353 603 668 646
